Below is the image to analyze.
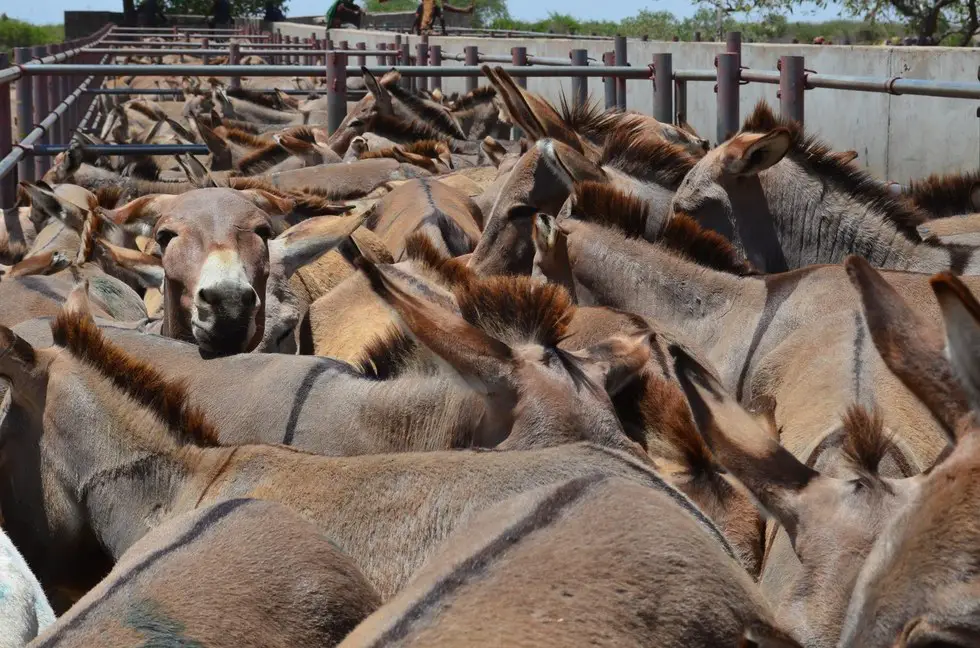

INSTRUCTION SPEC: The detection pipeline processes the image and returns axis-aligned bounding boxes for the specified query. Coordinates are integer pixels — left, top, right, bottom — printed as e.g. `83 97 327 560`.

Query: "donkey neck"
563 221 756 354
757 161 959 272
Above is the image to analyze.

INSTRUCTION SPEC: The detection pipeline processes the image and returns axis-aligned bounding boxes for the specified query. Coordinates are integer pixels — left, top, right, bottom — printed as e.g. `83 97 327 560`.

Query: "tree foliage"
838 0 978 43
0 15 63 55
146 0 288 17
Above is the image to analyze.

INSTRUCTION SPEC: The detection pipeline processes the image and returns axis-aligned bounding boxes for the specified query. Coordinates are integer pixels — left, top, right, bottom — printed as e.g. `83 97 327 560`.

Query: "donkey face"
152 189 273 354
673 344 918 648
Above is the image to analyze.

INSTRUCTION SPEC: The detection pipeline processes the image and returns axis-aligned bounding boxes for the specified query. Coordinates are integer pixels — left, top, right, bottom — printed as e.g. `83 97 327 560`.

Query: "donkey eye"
155 229 177 251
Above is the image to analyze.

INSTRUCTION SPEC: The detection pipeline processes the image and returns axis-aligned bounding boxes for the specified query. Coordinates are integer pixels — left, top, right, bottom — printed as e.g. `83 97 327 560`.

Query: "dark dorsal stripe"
450 85 496 111
600 125 695 188
386 84 467 139
33 498 253 647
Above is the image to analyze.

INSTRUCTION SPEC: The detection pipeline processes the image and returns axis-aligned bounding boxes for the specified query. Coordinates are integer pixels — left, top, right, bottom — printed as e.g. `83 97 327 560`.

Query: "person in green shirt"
326 0 363 28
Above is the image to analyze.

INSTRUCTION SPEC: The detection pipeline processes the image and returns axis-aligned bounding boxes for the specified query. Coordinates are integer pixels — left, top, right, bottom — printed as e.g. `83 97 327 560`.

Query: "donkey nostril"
197 284 258 310
197 286 222 306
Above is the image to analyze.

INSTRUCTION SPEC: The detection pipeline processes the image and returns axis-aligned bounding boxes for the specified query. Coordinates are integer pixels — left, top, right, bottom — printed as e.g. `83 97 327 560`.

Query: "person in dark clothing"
262 1 285 22
207 0 233 27
326 0 362 28
137 0 167 28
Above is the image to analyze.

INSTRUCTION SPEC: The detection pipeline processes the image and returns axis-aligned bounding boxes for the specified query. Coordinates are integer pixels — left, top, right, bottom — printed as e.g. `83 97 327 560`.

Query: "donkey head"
672 338 918 648
360 260 651 455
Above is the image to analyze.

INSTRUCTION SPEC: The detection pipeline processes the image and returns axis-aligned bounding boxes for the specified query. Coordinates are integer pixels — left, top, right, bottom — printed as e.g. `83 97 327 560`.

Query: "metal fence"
4 24 980 209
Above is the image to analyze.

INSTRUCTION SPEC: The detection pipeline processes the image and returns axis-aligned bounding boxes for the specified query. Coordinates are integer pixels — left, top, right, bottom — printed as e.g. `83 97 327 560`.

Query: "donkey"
340 476 793 648
365 178 483 260
671 102 980 274
0 525 55 648
904 169 980 218
0 300 698 602
99 187 365 354
31 499 379 648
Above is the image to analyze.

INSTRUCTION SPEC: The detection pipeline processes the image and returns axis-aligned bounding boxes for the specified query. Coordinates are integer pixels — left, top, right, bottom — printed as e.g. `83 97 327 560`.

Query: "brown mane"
386 84 467 139
355 326 420 380
125 101 165 121
94 186 124 209
216 126 271 149
906 170 980 218
404 231 475 288
641 373 721 480
741 101 931 242
226 87 289 111
50 310 220 447
360 140 450 162
660 213 758 276
455 276 573 347
290 184 368 201
370 114 451 145
841 404 892 478
569 181 650 239
451 85 497 111
600 125 696 188
558 95 609 143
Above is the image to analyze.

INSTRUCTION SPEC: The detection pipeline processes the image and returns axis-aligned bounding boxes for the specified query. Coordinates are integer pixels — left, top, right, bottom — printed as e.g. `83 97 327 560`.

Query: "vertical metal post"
652 52 673 124
511 46 527 89
326 51 348 134
430 45 442 92
201 37 210 65
311 31 318 65
716 52 740 143
570 49 588 108
387 42 397 67
416 40 429 92
674 78 687 125
60 46 73 144
339 39 349 52
726 31 742 63
31 45 49 178
0 53 12 207
47 44 61 149
602 52 616 109
400 42 412 90
229 42 241 89
614 35 627 110
779 55 805 126
464 46 479 93
356 41 366 67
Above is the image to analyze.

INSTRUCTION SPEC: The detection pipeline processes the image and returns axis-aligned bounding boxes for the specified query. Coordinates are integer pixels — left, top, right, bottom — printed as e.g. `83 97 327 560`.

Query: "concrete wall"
284 23 980 181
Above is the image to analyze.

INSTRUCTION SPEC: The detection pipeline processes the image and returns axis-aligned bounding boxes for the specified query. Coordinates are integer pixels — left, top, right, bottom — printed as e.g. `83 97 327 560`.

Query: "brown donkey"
0 296 690 602
31 499 380 648
340 476 793 648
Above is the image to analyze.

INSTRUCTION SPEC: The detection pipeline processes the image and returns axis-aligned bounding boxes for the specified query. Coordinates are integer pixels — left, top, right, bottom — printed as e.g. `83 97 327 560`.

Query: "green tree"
161 0 287 16
834 0 976 43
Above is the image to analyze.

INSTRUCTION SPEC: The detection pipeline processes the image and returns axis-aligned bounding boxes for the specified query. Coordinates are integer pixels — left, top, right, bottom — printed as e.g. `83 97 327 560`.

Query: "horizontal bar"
23 64 655 79
806 73 980 99
0 35 110 87
739 69 780 84
674 69 716 82
89 48 389 57
32 143 210 155
0 74 95 180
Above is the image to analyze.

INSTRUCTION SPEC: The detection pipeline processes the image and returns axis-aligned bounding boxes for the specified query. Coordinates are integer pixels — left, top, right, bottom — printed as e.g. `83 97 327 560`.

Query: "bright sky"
8 0 843 26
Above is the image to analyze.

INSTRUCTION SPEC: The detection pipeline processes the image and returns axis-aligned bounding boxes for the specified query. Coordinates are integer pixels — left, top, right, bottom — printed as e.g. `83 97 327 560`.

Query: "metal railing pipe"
674 78 687 124
464 46 479 94
614 34 627 110
570 49 588 107
33 144 210 155
511 47 528 89
652 52 672 124
674 69 717 82
31 45 49 178
716 52 740 143
416 40 429 92
726 31 742 63
0 53 12 207
229 42 241 88
14 48 33 183
0 74 95 186
326 51 348 134
739 69 780 84
430 45 443 92
779 56 805 125
602 52 616 109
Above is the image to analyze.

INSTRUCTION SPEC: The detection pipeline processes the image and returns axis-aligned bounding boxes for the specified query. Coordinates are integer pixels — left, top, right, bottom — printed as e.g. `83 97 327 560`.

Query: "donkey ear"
102 194 178 237
194 118 232 171
96 239 165 290
550 140 608 184
362 68 393 114
931 273 980 414
239 189 296 217
269 212 367 279
22 182 89 231
671 343 818 539
726 129 791 176
483 66 546 141
740 622 804 648
531 213 576 301
0 325 37 373
576 332 652 397
894 611 980 648
846 255 969 441
174 153 218 188
357 257 515 397
481 136 508 167
64 280 94 319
